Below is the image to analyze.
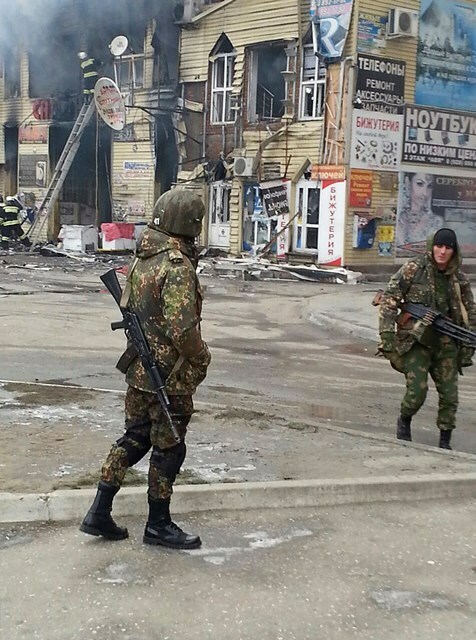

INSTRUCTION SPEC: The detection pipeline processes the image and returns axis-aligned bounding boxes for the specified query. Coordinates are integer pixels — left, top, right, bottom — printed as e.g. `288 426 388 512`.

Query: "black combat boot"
396 415 412 441
79 481 128 540
143 497 201 549
439 429 453 450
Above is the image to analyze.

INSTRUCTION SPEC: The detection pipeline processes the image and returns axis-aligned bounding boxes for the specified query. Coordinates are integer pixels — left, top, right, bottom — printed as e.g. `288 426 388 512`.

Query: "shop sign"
357 12 386 53
355 55 405 114
310 164 345 182
318 178 346 266
416 0 476 111
402 104 476 169
19 125 48 144
18 155 48 188
349 169 373 208
310 0 354 59
260 181 290 218
351 111 403 171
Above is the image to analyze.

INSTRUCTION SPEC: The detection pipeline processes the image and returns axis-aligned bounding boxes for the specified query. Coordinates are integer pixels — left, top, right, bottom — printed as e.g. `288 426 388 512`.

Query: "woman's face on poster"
407 173 434 211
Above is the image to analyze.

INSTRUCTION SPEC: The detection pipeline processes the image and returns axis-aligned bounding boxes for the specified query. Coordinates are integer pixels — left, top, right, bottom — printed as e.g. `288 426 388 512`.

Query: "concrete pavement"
2 499 475 639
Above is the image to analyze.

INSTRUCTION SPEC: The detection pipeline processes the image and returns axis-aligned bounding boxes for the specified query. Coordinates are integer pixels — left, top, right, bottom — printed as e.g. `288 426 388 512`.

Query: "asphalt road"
0 256 476 453
1 256 475 454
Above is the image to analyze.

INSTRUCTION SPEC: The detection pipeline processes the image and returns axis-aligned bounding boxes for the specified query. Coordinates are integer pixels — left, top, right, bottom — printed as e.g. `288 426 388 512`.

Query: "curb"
1 473 476 525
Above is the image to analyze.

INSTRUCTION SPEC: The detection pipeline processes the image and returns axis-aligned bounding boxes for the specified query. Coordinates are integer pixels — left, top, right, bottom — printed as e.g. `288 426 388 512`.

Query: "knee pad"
116 434 151 467
150 442 186 482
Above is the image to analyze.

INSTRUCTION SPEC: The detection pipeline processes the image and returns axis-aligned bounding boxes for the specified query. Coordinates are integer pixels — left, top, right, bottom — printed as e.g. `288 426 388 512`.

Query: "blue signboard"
416 0 476 110
310 0 354 59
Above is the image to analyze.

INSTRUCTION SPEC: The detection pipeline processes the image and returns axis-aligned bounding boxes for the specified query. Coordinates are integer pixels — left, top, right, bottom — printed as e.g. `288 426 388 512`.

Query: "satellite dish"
93 78 126 131
109 35 129 57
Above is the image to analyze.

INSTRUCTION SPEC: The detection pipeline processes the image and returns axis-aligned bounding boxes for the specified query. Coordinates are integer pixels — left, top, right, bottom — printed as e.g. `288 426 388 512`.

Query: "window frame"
210 52 235 125
293 179 320 253
299 44 325 121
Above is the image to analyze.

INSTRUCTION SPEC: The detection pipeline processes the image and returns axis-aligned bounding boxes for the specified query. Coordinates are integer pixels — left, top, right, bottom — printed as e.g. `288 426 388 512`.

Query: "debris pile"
198 257 363 284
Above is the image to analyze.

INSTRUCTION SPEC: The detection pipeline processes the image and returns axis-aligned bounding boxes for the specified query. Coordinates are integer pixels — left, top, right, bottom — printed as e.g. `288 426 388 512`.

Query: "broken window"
211 53 235 124
210 181 231 225
115 54 144 89
293 180 320 251
248 45 286 123
299 44 325 120
4 49 21 99
29 32 79 98
210 34 236 125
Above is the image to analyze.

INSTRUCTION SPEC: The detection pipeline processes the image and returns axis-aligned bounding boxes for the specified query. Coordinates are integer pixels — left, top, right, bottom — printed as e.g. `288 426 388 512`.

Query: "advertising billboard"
396 171 476 257
310 0 354 59
355 55 405 114
351 111 403 171
416 0 476 110
402 104 476 169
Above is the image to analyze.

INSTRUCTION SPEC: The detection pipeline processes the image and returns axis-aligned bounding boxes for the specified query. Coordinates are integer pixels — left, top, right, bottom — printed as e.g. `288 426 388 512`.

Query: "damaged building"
0 0 181 243
177 0 330 261
3 0 475 266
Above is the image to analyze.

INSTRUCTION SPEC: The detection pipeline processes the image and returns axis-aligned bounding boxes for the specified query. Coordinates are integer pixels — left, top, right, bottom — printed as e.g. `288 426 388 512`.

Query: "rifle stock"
101 269 180 443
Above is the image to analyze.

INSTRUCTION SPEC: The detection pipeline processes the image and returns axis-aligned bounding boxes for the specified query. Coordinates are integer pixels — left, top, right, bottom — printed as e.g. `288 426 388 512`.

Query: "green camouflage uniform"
379 233 476 431
101 195 210 500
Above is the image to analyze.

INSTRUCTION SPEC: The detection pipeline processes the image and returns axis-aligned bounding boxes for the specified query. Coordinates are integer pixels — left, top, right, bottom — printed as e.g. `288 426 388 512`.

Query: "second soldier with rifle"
80 187 211 549
378 228 476 450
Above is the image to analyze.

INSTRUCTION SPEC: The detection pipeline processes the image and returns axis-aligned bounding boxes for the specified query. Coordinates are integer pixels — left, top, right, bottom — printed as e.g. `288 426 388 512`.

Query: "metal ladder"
28 100 96 248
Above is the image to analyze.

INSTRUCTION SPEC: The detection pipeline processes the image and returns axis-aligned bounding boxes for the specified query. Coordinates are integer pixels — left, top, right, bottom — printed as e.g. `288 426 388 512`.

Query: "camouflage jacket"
123 224 210 395
379 232 476 355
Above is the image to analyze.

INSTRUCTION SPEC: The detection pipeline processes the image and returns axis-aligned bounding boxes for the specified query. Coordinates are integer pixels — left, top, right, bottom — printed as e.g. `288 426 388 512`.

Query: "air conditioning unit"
386 8 419 38
174 0 203 23
233 156 254 178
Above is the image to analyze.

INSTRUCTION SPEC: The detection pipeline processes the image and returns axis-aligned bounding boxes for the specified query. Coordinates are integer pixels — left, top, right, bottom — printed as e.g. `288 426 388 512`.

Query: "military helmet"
154 188 205 239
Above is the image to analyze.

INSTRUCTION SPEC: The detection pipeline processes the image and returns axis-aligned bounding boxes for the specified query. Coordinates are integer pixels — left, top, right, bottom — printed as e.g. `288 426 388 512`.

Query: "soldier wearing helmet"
81 187 211 550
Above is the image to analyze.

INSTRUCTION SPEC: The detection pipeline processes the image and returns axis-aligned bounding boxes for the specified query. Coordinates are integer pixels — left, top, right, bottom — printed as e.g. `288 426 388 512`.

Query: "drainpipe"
203 79 208 166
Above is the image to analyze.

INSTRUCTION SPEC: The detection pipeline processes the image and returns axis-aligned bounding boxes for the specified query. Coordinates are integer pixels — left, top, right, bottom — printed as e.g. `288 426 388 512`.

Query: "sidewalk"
2 498 475 640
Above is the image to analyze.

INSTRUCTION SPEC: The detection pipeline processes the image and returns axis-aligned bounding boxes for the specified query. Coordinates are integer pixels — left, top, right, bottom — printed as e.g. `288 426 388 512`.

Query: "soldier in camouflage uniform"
80 188 211 549
378 228 476 450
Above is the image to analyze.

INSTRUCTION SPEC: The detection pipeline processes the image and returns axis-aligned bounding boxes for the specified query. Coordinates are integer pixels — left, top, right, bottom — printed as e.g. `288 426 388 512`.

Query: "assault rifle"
100 269 180 444
373 290 476 348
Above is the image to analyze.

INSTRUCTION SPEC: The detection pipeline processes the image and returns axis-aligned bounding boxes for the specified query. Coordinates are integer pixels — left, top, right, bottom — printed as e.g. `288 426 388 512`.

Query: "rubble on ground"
1 242 363 284
198 256 363 284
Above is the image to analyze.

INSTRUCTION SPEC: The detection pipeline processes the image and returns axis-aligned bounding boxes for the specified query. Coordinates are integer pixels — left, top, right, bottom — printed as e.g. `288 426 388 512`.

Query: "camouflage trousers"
398 338 459 430
101 386 193 499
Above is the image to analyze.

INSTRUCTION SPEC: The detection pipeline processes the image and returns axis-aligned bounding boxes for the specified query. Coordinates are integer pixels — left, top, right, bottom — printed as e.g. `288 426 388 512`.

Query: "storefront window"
242 184 273 251
293 180 320 251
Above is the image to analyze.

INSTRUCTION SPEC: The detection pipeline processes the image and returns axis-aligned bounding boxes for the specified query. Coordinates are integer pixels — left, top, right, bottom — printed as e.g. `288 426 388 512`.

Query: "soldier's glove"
378 331 396 359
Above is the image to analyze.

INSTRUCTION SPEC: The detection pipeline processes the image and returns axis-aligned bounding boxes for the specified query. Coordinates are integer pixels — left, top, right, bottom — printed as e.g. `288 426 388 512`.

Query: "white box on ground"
61 225 99 252
101 237 136 250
